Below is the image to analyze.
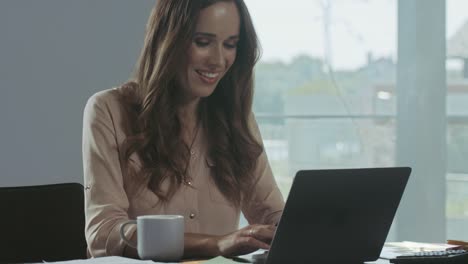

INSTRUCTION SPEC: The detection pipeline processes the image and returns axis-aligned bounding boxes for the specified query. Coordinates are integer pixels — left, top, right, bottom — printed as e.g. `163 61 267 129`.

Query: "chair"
0 183 88 263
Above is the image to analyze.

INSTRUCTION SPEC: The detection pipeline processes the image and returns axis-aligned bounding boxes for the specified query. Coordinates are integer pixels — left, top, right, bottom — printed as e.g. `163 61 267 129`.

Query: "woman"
82 0 284 259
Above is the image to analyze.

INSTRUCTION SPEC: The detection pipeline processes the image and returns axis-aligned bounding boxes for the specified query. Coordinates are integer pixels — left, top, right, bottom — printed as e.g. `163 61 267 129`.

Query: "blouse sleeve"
242 113 285 225
82 92 135 257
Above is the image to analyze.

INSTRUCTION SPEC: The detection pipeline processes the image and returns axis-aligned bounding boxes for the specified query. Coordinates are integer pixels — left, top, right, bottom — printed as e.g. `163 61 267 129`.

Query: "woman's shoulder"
83 83 141 140
87 82 137 106
83 83 140 139
84 82 139 117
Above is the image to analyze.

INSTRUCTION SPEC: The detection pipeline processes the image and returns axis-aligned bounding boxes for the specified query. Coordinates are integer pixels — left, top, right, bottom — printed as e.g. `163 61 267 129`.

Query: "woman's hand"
214 224 276 257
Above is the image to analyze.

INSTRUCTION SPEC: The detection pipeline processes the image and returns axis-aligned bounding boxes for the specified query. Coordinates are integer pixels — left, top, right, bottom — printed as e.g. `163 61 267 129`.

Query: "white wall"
0 0 154 187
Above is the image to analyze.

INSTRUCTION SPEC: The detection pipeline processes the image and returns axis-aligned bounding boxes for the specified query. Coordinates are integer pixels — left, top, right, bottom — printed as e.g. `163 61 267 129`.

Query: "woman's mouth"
196 70 220 84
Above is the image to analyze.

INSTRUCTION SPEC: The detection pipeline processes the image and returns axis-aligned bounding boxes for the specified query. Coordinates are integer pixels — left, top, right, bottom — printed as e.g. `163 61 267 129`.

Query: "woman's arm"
184 224 275 258
121 225 275 259
184 233 219 258
83 91 137 257
242 113 285 225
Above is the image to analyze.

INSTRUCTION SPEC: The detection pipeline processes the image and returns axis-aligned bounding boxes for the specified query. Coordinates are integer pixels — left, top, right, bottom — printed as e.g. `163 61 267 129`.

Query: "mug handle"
119 220 137 248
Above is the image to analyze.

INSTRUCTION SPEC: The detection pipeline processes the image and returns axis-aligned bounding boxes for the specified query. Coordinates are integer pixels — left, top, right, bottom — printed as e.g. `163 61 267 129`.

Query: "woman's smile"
195 69 222 84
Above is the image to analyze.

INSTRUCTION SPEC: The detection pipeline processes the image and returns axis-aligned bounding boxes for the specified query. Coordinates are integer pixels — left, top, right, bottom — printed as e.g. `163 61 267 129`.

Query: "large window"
245 0 468 241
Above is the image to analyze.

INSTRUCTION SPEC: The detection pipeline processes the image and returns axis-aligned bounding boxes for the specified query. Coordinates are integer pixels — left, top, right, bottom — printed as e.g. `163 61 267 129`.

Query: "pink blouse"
82 87 284 257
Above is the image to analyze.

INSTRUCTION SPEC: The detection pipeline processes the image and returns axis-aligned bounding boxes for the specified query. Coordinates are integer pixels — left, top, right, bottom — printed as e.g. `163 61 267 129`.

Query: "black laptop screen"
267 167 411 264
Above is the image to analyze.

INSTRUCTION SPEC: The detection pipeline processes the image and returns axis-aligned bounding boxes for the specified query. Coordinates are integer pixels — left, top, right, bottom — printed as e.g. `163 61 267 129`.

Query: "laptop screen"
266 167 411 264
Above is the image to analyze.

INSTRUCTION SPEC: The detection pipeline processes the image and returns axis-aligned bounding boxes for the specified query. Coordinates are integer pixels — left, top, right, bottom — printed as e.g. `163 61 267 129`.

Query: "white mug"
120 215 184 261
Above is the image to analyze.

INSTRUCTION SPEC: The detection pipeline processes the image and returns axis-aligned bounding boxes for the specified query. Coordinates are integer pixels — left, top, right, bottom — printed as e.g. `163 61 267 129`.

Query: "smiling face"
179 1 240 101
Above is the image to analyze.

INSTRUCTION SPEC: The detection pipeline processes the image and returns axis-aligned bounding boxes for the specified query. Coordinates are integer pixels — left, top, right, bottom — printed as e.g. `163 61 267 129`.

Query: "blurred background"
1 0 467 243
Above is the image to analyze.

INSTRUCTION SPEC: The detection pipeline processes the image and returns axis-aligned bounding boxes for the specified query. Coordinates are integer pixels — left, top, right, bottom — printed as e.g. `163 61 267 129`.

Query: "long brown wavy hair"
120 0 262 208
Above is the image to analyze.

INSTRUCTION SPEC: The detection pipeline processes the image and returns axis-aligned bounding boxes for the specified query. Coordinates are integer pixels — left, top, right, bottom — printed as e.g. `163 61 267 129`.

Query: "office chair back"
0 183 88 263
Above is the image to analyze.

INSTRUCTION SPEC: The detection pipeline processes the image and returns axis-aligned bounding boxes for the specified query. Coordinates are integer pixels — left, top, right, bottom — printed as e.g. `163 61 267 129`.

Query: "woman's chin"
194 85 218 98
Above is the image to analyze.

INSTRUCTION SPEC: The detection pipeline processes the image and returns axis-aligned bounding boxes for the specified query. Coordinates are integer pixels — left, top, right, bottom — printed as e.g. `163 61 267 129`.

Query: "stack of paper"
43 255 249 264
380 241 461 259
42 256 177 264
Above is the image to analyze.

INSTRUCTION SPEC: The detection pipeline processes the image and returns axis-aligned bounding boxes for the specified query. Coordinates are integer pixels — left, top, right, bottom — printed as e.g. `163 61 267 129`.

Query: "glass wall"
446 0 468 241
245 0 468 241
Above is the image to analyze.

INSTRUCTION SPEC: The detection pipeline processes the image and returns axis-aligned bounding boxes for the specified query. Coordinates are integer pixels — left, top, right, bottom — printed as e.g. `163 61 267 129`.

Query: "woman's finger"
237 236 270 250
246 225 275 242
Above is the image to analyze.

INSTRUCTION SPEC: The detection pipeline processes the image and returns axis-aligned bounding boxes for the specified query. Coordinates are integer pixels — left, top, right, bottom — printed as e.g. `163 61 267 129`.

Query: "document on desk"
380 241 460 259
202 255 256 263
42 256 178 264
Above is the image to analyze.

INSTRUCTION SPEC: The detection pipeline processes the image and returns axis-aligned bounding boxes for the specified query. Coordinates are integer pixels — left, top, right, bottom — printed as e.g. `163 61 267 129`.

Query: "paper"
42 256 178 264
41 250 265 264
380 241 460 259
201 256 244 263
199 250 267 263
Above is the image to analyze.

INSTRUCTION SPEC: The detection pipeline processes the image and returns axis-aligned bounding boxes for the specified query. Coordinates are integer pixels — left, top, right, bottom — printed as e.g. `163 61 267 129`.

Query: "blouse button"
189 213 196 219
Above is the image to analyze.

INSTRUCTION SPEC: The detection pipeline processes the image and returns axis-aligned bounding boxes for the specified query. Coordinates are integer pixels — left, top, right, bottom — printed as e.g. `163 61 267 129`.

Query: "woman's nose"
207 45 225 68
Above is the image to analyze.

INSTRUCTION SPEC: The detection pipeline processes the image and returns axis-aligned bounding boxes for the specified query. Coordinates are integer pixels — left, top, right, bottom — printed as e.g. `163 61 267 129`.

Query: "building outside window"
245 0 468 241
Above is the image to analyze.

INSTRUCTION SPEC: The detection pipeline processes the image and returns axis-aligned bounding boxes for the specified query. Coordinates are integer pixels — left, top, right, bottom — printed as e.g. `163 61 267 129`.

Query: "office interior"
1 0 467 246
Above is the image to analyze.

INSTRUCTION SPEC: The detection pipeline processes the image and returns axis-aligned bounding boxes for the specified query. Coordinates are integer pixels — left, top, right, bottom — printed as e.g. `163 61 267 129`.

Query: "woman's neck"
178 98 201 141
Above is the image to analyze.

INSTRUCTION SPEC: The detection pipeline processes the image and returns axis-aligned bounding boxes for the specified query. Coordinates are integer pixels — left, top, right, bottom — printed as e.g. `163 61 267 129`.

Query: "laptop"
252 167 411 264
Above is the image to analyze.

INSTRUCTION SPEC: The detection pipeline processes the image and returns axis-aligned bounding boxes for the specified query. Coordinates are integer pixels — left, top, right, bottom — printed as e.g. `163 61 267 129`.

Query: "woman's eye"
224 42 238 49
194 39 210 47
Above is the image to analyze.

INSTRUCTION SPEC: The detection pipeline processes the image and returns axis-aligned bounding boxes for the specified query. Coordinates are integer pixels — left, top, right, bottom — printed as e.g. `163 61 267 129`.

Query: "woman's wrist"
207 235 221 256
184 233 221 258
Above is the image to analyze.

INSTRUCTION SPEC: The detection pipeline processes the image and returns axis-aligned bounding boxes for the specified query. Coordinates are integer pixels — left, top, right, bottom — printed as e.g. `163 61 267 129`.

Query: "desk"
184 261 389 264
187 260 390 264
184 257 391 264
46 256 391 264
173 259 389 263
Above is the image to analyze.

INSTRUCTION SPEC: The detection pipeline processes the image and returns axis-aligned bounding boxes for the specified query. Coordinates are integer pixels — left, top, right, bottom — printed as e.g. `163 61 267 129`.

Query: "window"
245 0 468 242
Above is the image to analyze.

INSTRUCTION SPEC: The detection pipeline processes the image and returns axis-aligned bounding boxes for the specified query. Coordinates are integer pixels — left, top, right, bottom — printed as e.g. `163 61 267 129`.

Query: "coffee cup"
120 215 184 261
